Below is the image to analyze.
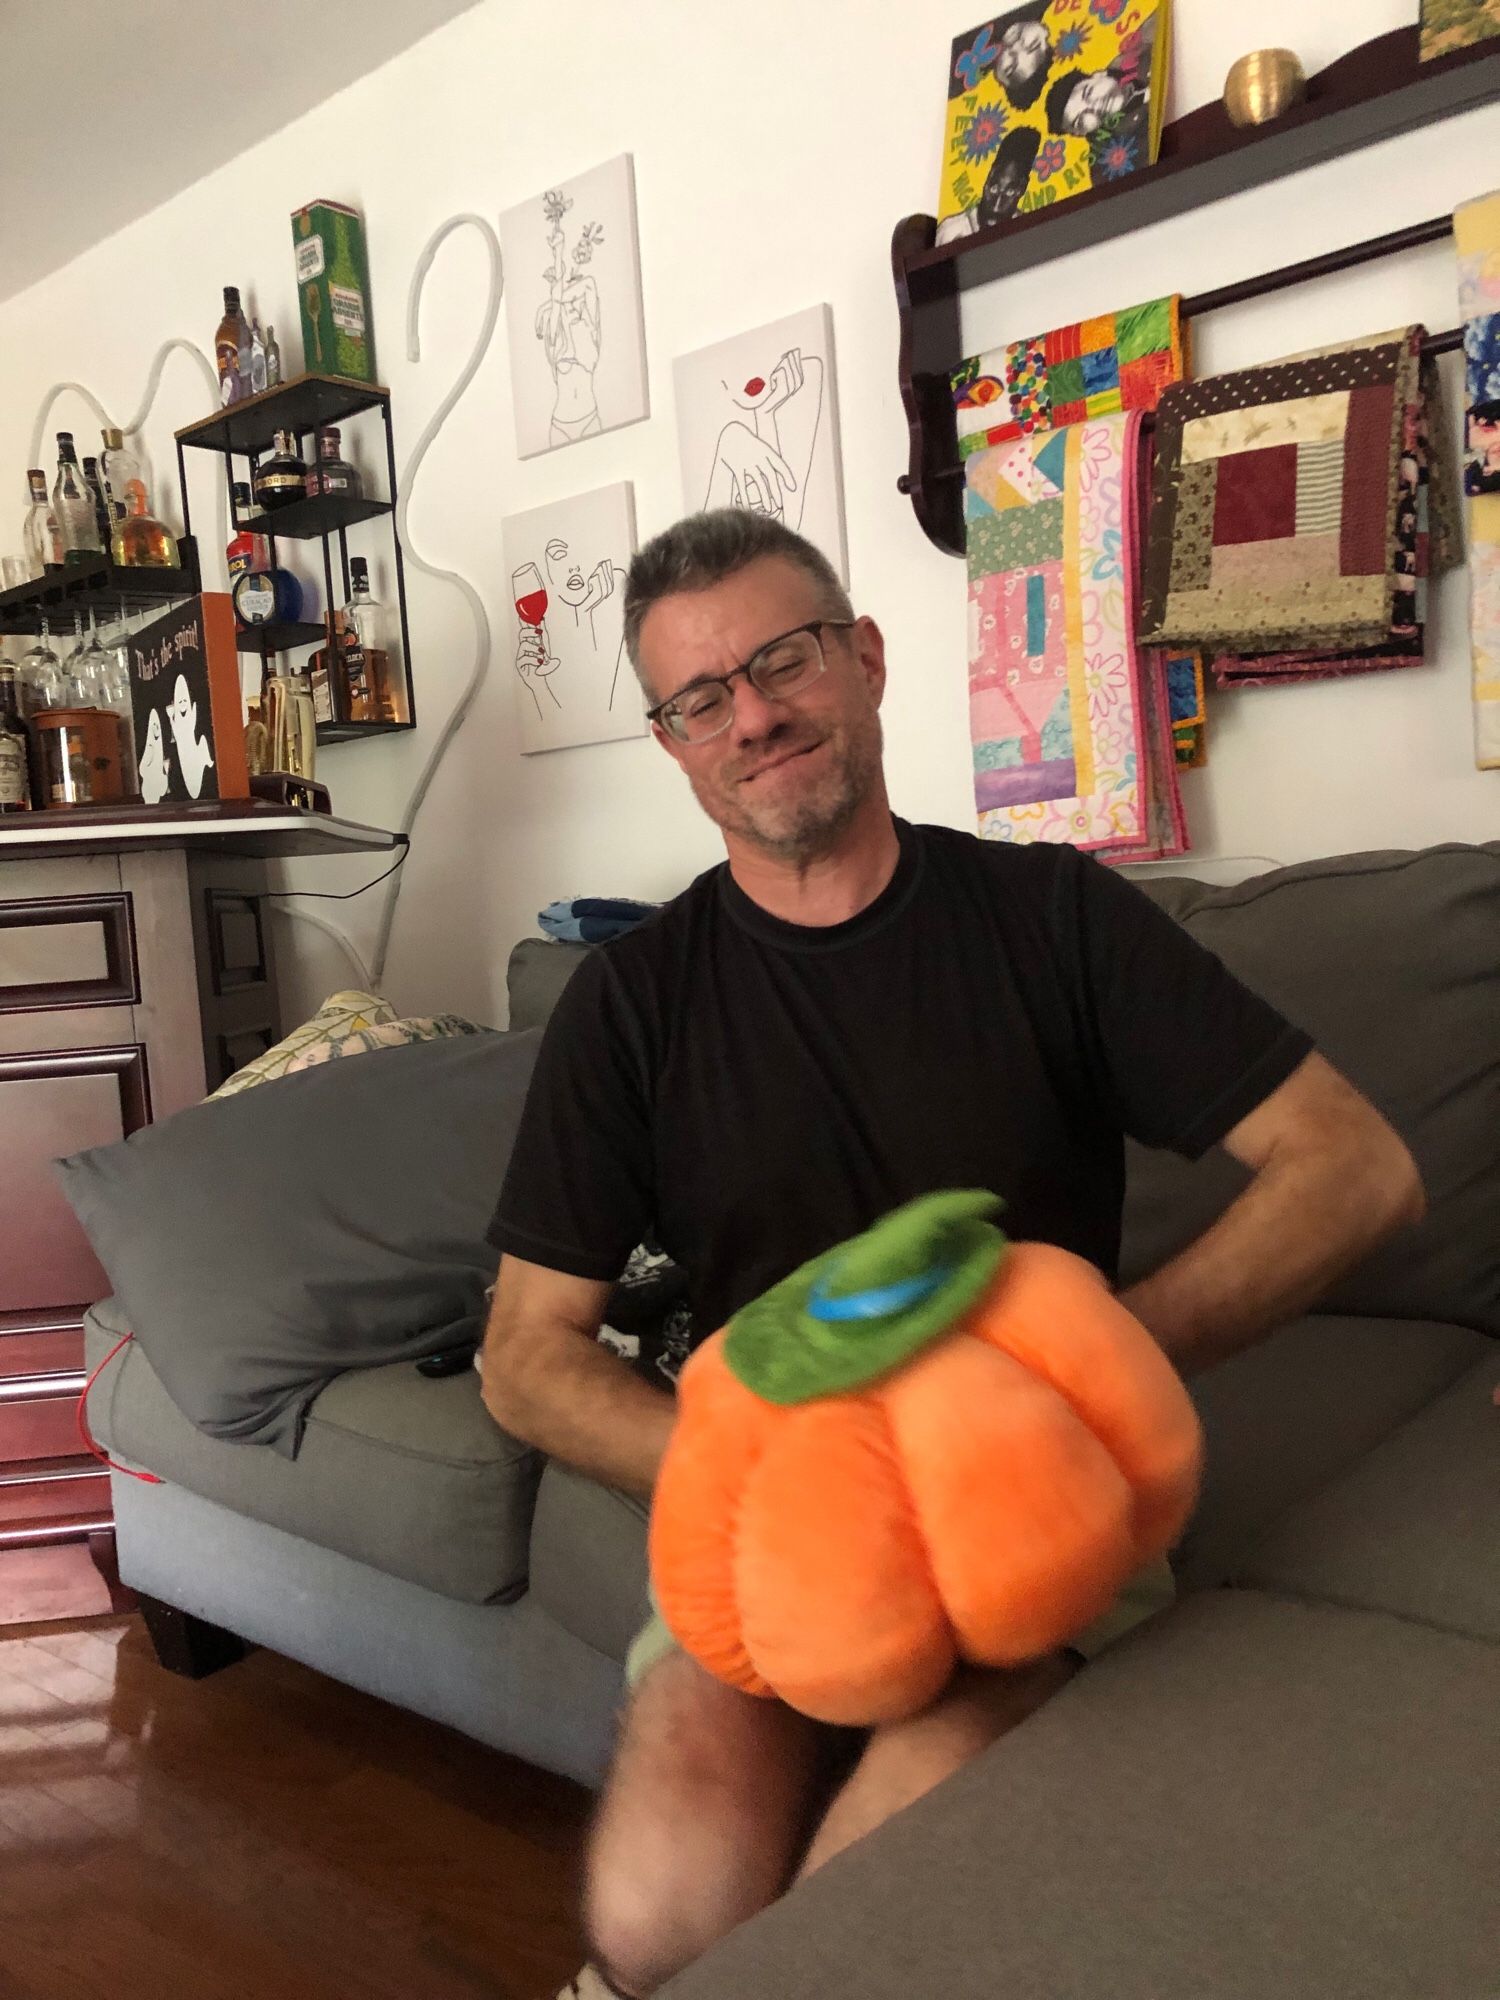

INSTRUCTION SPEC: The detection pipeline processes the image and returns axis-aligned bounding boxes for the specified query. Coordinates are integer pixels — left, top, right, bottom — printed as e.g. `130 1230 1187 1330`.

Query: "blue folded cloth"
539 896 658 944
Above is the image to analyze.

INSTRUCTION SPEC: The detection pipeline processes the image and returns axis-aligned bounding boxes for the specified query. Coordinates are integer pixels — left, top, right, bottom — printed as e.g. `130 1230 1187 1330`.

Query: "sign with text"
128 594 249 805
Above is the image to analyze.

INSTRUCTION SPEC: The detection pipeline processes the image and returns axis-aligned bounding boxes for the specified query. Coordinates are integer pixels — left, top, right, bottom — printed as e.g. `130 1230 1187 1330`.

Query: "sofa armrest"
527 1459 650 1662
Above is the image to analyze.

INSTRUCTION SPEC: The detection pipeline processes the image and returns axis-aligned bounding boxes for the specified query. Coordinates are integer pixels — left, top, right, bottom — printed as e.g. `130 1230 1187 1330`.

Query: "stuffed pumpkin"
649 1190 1203 1726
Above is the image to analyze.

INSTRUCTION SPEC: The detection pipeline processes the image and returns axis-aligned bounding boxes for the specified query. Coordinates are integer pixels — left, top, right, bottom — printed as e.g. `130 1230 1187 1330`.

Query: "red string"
77 1330 164 1485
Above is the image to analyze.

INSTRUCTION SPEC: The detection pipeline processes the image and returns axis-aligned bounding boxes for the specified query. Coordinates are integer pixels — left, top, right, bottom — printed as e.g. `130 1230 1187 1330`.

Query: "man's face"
545 537 588 602
637 554 887 863
996 20 1049 86
1065 72 1126 135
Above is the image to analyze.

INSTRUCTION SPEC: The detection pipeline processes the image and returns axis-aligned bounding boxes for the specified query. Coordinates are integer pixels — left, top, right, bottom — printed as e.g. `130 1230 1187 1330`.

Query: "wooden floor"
0 1613 594 2000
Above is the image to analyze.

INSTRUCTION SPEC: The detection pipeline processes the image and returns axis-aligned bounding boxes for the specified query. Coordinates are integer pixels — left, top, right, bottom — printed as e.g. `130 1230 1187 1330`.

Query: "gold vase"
1223 49 1307 128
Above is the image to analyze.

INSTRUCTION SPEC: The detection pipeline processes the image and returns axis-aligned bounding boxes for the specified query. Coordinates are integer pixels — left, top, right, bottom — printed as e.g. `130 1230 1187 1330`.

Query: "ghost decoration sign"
127 595 249 807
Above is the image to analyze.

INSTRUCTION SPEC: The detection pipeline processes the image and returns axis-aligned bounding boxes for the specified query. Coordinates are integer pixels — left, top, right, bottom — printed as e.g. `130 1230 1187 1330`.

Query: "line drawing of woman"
703 347 824 529
535 188 604 448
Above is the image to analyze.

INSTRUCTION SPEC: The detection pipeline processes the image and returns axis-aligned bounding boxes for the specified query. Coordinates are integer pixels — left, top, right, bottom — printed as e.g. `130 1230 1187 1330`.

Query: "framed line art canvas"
500 154 649 459
502 481 644 756
936 2 1172 245
674 304 849 585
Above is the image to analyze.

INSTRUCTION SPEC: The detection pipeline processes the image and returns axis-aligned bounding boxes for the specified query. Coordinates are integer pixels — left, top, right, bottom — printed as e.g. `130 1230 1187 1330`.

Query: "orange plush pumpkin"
650 1190 1203 1726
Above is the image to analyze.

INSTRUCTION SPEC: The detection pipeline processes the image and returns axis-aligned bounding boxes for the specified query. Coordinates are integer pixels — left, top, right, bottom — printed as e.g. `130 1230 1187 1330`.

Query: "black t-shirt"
489 820 1312 1344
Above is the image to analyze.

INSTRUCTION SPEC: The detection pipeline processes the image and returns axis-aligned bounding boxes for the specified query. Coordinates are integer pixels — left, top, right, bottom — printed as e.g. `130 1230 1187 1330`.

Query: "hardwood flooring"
0 1613 594 2000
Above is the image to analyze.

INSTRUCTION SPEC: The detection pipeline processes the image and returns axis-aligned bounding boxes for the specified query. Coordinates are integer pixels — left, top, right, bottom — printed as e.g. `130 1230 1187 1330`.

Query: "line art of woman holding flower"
535 188 605 448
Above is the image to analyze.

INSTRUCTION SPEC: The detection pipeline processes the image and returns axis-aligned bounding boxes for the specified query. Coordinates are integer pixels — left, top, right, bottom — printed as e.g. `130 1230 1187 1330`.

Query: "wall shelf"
177 372 387 457
894 24 1500 555
249 492 392 541
0 539 203 635
234 617 324 655
315 717 415 746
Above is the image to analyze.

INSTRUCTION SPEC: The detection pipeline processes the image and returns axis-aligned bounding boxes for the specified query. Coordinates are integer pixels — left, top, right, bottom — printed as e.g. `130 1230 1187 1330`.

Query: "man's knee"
585 1869 705 1999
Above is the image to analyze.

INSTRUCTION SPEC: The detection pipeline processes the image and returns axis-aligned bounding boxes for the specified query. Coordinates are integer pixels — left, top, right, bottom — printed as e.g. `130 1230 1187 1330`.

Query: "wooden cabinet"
0 808 395 1624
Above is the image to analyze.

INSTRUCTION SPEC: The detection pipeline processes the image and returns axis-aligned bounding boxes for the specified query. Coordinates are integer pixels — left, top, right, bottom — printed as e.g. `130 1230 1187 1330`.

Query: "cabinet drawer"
0 1392 83 1465
0 1457 108 1531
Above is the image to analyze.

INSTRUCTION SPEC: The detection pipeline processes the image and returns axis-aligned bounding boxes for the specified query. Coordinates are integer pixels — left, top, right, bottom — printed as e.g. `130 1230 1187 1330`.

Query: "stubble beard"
691 709 885 864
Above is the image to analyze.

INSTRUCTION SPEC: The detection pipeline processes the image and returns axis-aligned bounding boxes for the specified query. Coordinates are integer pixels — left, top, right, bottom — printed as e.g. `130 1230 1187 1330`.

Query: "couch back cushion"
507 937 592 1032
1122 844 1500 1336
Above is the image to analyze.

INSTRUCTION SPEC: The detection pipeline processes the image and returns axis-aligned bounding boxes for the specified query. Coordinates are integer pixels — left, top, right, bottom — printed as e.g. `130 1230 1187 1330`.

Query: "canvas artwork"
674 303 849 584
936 1 1171 244
1420 0 1500 61
500 154 649 459
501 481 644 755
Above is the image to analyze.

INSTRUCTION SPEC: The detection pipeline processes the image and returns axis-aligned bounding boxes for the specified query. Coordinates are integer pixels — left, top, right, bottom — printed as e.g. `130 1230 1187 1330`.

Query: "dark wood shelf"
235 618 325 655
252 492 392 540
316 717 416 745
894 24 1500 555
176 372 388 457
0 540 203 634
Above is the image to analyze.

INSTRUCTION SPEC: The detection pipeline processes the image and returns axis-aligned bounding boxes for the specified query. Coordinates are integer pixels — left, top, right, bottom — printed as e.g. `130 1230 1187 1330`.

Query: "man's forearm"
482 1321 675 1498
1121 1137 1422 1377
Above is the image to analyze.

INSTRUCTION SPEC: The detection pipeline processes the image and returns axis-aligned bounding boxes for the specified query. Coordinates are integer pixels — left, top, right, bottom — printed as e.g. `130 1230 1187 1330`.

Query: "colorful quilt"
965 409 1185 858
1138 335 1422 658
1457 190 1500 769
953 296 1185 459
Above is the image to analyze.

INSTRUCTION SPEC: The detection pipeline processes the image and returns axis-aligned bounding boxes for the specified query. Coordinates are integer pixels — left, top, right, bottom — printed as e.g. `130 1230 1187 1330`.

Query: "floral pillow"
212 990 483 1100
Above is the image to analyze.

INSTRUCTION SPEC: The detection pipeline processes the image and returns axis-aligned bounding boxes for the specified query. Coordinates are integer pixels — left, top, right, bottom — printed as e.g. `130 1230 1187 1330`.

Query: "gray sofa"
86 842 1499 1993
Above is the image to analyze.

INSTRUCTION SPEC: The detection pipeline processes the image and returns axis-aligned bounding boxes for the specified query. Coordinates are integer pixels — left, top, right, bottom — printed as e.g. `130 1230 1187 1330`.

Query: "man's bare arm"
479 1254 675 1497
1120 1052 1425 1378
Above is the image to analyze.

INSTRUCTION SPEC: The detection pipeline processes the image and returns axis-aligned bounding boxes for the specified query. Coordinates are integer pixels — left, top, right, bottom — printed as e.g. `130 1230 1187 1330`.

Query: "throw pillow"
210 989 398 1098
57 1031 541 1456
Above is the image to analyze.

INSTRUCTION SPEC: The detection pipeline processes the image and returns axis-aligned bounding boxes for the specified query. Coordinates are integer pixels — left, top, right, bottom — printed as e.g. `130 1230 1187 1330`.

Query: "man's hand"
1121 1051 1424 1377
481 1255 676 1497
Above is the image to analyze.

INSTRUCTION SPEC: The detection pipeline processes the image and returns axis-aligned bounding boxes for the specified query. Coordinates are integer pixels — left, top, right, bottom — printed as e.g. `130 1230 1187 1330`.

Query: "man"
992 2 1053 112
1045 63 1133 139
482 510 1423 1999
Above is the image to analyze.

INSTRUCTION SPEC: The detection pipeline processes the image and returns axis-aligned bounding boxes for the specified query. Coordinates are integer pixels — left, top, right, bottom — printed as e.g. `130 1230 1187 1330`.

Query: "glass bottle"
0 663 37 812
100 428 145 532
307 624 340 725
215 285 251 404
264 662 317 778
243 701 271 777
82 457 113 555
52 433 103 564
92 611 139 798
112 480 180 568
339 557 406 723
248 316 268 396
253 430 308 512
265 325 283 389
305 427 361 501
23 470 57 576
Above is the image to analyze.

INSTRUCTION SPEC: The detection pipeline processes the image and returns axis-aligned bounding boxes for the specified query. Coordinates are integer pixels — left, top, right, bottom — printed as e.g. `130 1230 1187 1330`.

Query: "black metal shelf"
249 493 392 541
316 718 416 745
235 618 324 655
177 373 388 457
0 539 203 635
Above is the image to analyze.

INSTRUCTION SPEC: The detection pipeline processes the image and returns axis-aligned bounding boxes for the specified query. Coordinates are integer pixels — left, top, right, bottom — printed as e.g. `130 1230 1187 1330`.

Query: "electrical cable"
264 840 410 901
365 212 504 987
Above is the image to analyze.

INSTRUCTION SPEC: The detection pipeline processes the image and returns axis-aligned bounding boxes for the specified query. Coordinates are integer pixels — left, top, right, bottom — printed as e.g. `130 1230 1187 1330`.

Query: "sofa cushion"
507 937 591 1032
527 1459 649 1662
1173 1312 1489 1589
1124 845 1500 1338
1238 1354 1500 1641
661 1592 1499 2000
85 1298 538 1605
57 1030 540 1455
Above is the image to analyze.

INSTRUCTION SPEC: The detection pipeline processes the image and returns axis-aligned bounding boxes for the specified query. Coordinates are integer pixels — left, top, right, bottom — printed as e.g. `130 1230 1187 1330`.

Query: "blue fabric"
539 898 658 944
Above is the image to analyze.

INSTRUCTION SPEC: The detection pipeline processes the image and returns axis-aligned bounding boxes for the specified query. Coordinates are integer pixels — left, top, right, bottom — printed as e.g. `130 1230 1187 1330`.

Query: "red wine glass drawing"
512 560 561 716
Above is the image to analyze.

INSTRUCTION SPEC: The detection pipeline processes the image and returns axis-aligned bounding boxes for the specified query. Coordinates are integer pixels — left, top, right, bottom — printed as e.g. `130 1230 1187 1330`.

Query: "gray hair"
624 509 853 687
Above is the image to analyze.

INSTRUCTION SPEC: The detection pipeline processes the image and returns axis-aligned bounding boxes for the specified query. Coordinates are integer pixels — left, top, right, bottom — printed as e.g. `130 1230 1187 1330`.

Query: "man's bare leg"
585 1649 829 1998
796 1651 1079 1881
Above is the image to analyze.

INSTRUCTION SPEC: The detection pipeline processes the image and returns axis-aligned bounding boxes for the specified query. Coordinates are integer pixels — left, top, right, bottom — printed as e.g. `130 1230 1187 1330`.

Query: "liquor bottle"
243 702 271 776
0 663 37 812
337 557 406 723
248 316 269 396
231 563 303 628
307 630 339 726
226 484 270 583
265 325 283 388
111 481 180 568
253 430 307 512
100 428 145 529
304 427 361 501
22 470 58 576
52 433 104 564
215 285 251 404
82 457 113 554
264 662 317 778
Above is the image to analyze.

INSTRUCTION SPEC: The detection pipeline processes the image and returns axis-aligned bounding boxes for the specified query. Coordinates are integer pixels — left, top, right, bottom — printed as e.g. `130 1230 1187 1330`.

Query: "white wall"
1 0 1493 1026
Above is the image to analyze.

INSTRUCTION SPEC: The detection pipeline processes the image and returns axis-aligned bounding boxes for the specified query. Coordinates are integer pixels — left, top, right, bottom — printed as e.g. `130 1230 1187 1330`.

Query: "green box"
291 199 376 383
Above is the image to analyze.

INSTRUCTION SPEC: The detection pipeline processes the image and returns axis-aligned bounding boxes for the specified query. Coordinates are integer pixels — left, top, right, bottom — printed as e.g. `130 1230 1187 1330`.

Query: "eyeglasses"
646 619 856 745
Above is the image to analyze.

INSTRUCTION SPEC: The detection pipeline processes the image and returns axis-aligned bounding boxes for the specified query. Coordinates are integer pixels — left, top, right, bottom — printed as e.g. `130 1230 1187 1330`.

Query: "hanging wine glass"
73 607 112 707
19 618 65 714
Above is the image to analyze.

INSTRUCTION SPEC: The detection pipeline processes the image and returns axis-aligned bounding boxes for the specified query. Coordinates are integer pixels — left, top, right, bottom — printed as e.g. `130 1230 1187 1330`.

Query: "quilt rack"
894 25 1500 557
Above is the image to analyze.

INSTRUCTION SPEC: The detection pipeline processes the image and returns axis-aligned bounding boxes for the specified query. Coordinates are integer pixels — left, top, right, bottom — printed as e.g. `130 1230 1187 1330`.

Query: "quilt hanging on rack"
1456 189 1500 770
1138 333 1426 662
952 296 1187 459
964 409 1185 860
